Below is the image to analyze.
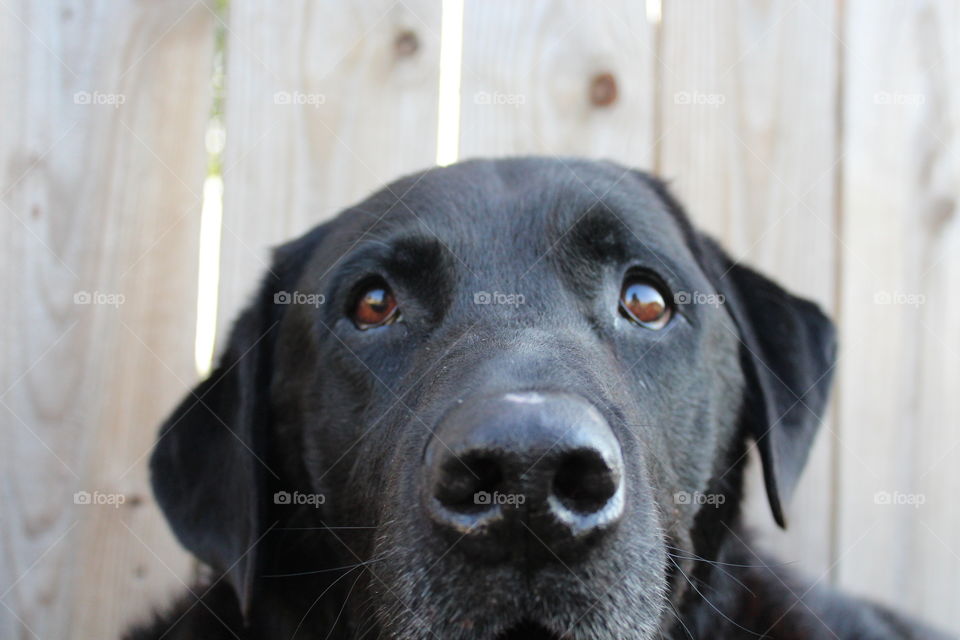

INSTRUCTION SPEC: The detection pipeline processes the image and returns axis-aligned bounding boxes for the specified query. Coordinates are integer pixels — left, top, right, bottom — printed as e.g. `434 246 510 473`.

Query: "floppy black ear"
150 226 329 613
150 275 277 616
150 224 329 617
696 234 837 528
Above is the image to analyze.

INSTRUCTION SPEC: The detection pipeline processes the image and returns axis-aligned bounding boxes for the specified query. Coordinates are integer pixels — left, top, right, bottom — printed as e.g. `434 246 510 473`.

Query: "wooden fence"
2 1 958 638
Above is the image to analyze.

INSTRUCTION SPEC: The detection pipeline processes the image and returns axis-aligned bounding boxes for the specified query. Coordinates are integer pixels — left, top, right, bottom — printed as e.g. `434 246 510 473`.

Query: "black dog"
128 158 950 639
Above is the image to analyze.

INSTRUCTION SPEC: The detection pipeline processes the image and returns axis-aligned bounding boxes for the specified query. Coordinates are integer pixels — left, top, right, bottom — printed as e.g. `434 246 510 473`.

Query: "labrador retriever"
127 158 950 639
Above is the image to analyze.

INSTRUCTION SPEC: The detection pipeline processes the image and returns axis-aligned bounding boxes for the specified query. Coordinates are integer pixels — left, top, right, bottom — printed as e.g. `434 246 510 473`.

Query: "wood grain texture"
459 0 656 164
217 0 443 343
838 1 960 633
658 0 840 577
0 1 213 637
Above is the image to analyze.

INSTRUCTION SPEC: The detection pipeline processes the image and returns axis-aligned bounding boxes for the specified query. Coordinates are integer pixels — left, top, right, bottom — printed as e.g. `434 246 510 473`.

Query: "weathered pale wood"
838 1 960 633
658 0 840 577
217 0 443 343
0 1 213 638
459 0 656 164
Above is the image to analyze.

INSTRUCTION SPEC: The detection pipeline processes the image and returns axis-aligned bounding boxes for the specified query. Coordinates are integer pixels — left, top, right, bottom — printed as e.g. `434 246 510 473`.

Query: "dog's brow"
559 207 631 264
336 235 441 275
385 236 446 271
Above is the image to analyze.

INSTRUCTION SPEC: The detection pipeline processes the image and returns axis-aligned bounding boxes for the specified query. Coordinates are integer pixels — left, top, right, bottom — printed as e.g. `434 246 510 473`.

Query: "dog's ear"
149 225 327 616
695 234 837 528
149 274 276 616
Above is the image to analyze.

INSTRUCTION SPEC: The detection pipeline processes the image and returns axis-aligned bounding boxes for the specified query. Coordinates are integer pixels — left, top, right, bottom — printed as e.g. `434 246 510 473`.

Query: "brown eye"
619 277 671 329
352 283 399 329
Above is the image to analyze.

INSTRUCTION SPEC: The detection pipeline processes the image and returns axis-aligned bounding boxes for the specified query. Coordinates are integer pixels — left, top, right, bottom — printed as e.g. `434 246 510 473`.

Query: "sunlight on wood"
436 0 464 166
195 175 223 377
646 0 662 25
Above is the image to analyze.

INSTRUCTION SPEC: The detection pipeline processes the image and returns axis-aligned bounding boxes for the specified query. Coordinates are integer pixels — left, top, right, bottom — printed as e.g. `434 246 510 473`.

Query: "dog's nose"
423 392 624 560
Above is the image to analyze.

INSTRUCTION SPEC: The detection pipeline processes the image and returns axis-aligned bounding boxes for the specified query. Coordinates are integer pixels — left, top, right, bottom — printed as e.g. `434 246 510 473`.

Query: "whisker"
320 567 365 640
667 555 765 637
276 526 378 530
262 551 397 578
667 551 755 597
352 596 382 640
665 544 795 569
289 565 360 640
664 597 695 640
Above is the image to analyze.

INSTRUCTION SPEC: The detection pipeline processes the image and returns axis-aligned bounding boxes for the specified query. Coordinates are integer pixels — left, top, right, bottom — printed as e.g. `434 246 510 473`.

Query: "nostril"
433 453 504 512
552 449 620 514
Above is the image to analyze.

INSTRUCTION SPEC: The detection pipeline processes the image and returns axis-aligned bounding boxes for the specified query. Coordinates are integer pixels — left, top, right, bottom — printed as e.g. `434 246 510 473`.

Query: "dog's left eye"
619 276 672 329
351 282 399 329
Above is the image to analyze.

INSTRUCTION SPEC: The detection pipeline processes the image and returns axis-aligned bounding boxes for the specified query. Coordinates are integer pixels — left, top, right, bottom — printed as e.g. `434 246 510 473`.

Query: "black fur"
128 158 951 640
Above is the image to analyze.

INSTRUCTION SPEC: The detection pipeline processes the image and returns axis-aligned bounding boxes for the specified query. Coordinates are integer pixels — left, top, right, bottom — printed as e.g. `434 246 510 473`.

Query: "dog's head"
151 158 835 639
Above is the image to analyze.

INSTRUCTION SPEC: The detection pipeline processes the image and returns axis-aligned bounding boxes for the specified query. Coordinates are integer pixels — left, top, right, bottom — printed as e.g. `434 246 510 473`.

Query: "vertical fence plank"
217 0 442 341
838 1 960 633
459 0 655 164
0 1 214 638
659 0 840 576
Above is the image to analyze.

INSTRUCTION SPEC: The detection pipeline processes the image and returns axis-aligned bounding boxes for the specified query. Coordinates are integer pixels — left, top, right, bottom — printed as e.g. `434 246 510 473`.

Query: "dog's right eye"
351 282 399 329
619 275 672 330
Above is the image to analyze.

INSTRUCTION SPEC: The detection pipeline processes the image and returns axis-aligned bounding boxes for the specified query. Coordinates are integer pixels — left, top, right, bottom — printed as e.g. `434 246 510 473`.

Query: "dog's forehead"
331 158 690 269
